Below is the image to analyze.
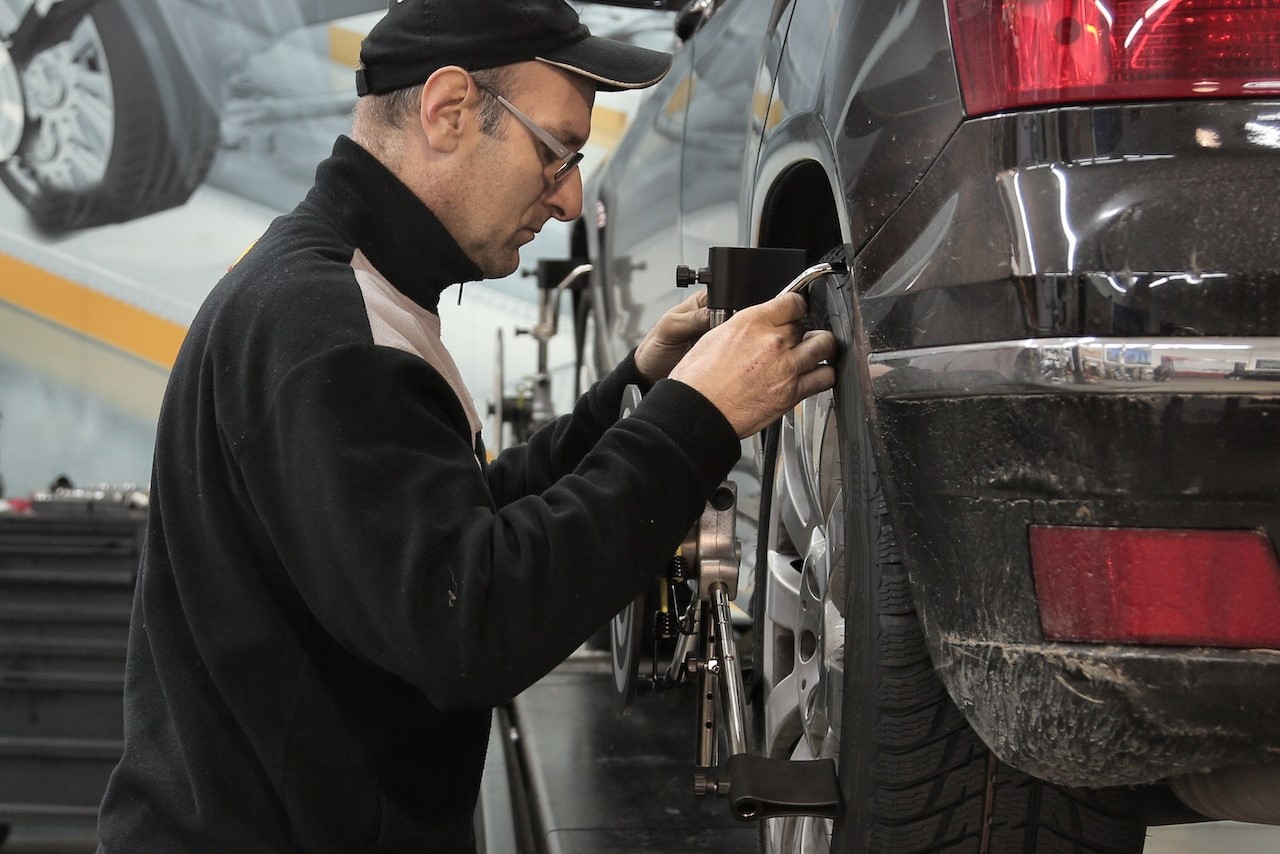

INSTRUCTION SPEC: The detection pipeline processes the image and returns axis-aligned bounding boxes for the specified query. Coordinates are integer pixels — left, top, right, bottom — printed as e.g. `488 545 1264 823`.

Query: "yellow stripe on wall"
590 106 628 150
329 21 364 70
0 254 186 369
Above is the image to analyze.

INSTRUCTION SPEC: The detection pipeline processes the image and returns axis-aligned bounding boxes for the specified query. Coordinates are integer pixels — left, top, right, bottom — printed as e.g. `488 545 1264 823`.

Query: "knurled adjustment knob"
675 265 711 288
693 773 730 797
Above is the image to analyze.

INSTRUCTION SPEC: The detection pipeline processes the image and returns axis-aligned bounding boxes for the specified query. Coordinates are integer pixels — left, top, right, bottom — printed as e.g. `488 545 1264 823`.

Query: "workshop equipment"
0 485 144 833
611 249 847 822
488 259 591 453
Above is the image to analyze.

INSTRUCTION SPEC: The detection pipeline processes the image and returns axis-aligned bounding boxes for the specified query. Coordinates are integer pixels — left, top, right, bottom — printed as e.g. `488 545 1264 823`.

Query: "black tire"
0 823 9 846
1 0 220 231
755 249 1148 853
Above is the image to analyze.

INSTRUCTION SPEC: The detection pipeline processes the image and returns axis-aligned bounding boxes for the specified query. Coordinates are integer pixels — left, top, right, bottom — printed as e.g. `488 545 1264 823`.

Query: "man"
96 0 836 850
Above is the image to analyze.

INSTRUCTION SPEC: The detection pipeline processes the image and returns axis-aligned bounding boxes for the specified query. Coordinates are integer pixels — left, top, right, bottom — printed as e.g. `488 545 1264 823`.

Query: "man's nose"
543 169 584 222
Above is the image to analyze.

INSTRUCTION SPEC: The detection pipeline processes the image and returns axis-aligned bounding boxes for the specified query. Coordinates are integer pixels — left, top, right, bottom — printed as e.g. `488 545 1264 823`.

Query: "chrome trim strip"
869 337 1280 399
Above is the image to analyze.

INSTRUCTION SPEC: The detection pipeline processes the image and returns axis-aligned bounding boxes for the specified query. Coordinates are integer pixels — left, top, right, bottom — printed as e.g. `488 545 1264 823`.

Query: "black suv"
574 0 1280 851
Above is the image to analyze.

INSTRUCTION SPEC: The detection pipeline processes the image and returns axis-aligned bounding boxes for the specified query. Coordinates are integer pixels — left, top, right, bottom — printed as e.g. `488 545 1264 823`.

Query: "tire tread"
839 440 1143 854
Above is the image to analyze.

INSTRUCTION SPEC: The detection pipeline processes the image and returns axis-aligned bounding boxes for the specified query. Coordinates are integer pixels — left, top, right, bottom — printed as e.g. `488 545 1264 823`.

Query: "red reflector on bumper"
1030 526 1280 647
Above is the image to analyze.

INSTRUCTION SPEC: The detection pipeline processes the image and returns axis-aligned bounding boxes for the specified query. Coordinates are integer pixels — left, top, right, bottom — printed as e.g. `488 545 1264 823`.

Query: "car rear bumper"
854 100 1280 787
936 637 1280 787
870 375 1280 785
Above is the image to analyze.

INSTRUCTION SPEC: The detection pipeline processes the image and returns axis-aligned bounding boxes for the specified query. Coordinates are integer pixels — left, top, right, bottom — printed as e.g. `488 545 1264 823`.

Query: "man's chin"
480 252 521 280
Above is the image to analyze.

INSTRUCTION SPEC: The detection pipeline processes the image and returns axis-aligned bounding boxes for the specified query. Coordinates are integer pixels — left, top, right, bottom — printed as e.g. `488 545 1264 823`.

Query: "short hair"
471 67 515 137
353 66 517 145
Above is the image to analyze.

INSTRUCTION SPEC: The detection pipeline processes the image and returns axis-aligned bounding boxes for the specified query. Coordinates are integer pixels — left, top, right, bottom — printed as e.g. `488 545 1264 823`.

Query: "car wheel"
0 0 219 231
755 252 1148 853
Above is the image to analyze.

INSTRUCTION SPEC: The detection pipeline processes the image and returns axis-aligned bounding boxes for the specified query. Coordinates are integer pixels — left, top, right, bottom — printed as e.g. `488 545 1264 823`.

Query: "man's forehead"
510 63 595 144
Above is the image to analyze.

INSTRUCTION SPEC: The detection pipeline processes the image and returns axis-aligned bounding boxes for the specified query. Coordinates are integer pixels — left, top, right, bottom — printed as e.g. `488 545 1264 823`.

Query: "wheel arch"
755 158 842 264
752 151 910 561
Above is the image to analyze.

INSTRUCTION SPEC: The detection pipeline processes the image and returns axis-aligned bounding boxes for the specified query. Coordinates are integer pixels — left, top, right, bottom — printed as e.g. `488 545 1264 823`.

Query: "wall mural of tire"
1 0 219 232
754 255 1150 853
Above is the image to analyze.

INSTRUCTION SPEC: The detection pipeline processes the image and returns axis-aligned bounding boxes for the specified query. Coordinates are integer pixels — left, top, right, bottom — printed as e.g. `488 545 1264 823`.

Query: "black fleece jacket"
96 137 740 852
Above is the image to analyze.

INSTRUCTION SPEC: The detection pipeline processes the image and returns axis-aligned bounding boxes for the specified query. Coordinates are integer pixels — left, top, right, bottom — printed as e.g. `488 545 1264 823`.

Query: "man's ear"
418 66 476 153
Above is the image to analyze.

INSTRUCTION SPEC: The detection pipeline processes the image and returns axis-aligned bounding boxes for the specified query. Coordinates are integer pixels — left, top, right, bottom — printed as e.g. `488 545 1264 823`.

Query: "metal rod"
695 600 718 769
527 263 592 428
534 263 593 348
776 261 848 298
664 621 697 687
710 583 749 756
709 261 845 330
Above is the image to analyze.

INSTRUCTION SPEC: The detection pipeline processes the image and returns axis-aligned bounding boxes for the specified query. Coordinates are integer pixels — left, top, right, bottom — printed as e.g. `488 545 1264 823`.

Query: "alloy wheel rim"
761 389 845 852
6 16 112 192
0 40 23 161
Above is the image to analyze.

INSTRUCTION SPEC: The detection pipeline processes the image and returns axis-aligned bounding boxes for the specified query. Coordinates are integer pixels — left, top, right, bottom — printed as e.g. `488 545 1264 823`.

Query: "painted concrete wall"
0 5 672 498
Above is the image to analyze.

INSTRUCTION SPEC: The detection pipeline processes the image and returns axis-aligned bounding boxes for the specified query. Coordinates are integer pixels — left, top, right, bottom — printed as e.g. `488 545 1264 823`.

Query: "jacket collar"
304 135 483 314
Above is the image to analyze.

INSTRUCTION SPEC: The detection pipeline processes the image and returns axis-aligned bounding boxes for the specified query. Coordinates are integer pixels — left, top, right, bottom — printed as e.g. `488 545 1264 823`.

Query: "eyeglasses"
475 83 584 185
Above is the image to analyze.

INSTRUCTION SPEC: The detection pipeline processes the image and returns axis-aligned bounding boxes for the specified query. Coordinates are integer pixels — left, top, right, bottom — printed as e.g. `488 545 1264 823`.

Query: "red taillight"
1030 525 1280 647
948 0 1280 116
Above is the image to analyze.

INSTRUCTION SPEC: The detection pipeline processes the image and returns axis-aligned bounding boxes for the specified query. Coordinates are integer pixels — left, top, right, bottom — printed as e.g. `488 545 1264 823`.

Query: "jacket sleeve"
237 342 739 712
483 349 650 508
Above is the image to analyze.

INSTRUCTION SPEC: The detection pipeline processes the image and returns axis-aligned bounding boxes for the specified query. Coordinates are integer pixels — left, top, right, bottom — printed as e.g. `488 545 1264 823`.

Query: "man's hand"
669 292 837 438
635 289 710 385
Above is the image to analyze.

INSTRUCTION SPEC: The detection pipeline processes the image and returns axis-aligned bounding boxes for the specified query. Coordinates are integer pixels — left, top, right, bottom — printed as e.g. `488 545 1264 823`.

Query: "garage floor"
11 818 1280 853
490 652 758 853
6 649 1278 853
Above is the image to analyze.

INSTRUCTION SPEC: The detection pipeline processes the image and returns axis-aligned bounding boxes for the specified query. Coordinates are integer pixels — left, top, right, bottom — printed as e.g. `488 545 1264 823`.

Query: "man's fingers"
674 288 708 314
788 330 837 401
744 291 809 326
673 305 711 339
654 291 712 345
795 364 837 401
797 328 838 365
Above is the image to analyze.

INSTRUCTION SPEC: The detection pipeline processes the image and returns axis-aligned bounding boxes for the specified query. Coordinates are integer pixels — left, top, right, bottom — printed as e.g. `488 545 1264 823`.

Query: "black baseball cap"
356 0 674 96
